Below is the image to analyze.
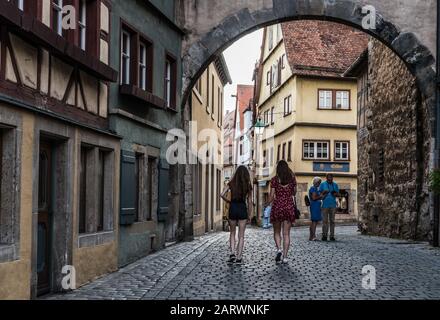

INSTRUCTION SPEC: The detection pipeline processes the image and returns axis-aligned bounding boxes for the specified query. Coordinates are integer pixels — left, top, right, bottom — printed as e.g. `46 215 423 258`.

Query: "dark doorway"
37 141 53 296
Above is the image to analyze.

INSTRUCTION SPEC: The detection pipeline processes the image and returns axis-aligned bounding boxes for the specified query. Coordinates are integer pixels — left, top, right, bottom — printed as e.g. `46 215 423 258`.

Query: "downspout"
434 0 440 247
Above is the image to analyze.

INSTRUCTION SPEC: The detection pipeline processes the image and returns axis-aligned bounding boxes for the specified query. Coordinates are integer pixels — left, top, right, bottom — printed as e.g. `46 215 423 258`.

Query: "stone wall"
358 39 431 241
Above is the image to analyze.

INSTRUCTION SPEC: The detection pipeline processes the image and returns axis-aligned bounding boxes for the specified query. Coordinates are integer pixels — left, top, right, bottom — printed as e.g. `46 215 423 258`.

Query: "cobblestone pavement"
45 226 440 300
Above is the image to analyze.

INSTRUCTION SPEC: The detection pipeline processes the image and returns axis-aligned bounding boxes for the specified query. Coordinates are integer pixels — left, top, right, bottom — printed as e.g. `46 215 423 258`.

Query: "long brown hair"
229 166 252 201
276 160 294 185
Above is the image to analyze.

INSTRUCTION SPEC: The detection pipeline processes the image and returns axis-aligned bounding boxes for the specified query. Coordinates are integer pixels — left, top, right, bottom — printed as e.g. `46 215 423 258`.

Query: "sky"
222 29 264 113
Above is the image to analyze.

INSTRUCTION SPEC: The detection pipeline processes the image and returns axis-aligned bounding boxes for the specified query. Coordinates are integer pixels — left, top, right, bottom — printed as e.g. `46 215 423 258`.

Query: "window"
218 87 222 126
264 110 269 125
277 145 281 162
268 26 274 51
9 0 24 10
139 43 148 90
284 95 292 116
266 71 271 86
121 30 131 85
211 75 215 119
147 157 156 221
303 141 330 160
319 89 351 110
336 91 350 109
165 54 177 109
52 0 63 36
263 150 267 168
271 62 280 89
206 66 210 112
288 141 292 162
319 90 333 109
195 77 202 95
120 24 153 91
282 143 286 160
281 54 286 69
335 141 350 161
79 145 114 234
78 0 87 51
271 107 275 124
240 144 243 156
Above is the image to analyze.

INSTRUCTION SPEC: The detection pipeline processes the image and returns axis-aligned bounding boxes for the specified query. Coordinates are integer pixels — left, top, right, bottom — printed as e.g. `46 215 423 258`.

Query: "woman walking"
309 177 323 241
221 166 254 264
268 160 297 264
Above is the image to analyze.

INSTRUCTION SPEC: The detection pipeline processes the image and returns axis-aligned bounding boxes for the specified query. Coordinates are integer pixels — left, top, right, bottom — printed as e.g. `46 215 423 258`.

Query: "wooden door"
37 142 52 296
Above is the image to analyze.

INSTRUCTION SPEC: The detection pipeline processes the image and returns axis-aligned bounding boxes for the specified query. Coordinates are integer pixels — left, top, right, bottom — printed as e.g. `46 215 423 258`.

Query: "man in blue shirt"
319 174 340 241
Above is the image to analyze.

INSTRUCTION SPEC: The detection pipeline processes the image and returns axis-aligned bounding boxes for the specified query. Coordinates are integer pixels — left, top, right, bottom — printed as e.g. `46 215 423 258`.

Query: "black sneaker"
330 237 336 242
235 258 243 265
275 252 282 264
322 236 328 242
227 254 236 263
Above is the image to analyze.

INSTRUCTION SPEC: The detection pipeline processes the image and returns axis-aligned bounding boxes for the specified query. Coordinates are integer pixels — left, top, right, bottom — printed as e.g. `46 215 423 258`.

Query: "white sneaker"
282 258 289 264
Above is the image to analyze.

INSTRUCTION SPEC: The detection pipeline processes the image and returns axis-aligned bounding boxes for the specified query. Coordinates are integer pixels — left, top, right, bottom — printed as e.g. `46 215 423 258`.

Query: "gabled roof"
281 20 369 78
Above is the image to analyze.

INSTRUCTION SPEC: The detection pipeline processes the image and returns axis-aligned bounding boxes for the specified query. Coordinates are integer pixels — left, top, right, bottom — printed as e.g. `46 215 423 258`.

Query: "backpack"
304 195 311 207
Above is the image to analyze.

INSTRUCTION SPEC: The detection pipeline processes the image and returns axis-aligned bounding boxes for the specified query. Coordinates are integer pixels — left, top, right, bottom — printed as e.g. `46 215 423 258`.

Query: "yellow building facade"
255 22 368 222
191 56 231 236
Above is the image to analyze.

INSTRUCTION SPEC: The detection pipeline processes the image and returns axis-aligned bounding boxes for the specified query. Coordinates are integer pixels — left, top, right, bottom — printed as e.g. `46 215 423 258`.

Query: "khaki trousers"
322 208 336 238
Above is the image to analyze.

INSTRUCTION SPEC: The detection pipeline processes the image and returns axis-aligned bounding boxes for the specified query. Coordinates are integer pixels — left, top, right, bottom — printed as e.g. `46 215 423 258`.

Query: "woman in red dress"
268 160 297 264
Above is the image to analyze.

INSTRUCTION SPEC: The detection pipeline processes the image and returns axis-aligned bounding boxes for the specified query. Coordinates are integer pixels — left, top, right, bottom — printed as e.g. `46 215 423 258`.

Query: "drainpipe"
434 0 440 247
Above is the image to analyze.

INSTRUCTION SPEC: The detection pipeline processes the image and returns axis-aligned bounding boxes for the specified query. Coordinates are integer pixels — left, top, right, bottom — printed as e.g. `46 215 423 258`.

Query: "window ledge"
0 3 118 82
78 231 115 248
317 107 352 111
120 84 167 110
0 243 19 263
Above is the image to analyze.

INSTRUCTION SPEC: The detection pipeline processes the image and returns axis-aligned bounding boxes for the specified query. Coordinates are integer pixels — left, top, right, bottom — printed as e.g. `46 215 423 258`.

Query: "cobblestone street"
45 226 440 300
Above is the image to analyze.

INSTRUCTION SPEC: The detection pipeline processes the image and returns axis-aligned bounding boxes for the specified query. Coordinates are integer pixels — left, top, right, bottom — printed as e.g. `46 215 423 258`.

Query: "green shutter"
120 150 136 225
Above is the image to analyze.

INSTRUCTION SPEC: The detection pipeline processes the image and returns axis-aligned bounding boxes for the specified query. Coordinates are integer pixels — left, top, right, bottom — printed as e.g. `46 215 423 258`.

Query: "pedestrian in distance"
267 160 297 264
308 177 323 241
319 173 340 241
221 165 254 265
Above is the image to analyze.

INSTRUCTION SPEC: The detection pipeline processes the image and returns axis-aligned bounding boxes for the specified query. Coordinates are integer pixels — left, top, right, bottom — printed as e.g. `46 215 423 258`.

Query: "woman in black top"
221 166 254 264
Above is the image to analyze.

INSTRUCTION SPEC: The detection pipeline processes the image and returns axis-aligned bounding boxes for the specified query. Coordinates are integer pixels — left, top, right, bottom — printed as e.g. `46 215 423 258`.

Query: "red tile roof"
235 84 254 133
281 20 369 78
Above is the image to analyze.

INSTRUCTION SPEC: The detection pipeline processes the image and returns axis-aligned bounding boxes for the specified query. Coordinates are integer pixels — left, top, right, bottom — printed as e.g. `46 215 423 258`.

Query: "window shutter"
157 160 170 222
120 150 137 225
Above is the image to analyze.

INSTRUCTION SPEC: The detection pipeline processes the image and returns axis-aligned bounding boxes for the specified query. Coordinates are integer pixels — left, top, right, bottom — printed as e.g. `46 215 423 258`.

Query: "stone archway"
176 0 438 242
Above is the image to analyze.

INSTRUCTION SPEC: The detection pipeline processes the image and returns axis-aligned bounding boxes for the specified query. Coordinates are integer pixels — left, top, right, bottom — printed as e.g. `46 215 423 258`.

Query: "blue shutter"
120 150 136 225
157 160 169 222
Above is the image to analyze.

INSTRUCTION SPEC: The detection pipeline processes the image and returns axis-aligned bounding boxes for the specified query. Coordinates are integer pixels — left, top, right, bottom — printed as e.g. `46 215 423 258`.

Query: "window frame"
120 29 131 85
51 0 64 36
164 53 177 110
334 141 350 161
287 141 292 162
120 22 154 92
284 95 292 116
318 89 351 110
302 140 331 161
78 0 87 51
